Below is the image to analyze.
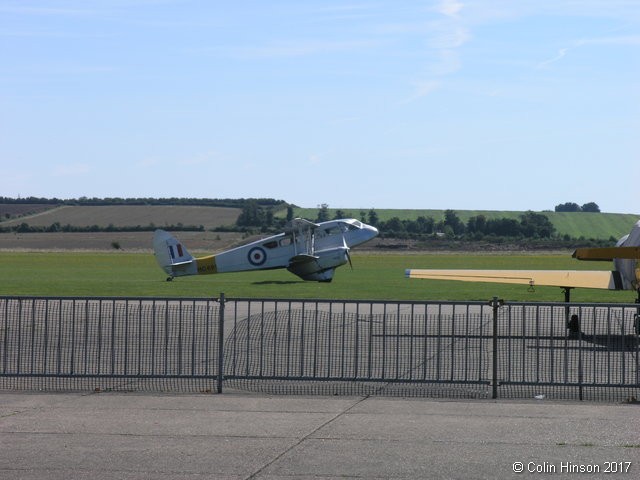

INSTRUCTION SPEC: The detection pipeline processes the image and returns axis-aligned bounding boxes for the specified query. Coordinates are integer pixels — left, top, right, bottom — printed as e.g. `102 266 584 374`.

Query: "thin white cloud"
537 34 640 69
135 157 160 169
435 0 464 18
308 153 323 166
401 80 441 103
577 35 640 46
537 48 569 68
426 22 470 49
52 163 90 177
196 39 382 60
405 1 469 101
178 151 220 166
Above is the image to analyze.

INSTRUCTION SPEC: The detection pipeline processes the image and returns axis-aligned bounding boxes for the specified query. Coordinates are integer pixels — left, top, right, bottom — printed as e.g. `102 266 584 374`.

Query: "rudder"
153 229 196 277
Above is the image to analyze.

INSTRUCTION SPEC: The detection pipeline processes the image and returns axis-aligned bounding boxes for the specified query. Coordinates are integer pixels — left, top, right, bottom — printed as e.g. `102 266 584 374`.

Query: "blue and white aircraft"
154 218 378 282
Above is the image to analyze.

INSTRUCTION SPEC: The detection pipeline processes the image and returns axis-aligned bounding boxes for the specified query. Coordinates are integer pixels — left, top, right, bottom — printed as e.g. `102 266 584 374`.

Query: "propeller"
342 234 353 269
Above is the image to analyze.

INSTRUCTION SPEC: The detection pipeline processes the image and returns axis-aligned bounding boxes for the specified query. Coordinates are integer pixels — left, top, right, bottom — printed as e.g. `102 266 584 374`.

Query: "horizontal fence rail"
1 296 639 401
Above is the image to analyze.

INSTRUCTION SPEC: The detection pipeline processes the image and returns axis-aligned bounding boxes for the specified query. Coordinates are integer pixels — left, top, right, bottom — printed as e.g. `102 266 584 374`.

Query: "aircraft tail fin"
153 229 196 278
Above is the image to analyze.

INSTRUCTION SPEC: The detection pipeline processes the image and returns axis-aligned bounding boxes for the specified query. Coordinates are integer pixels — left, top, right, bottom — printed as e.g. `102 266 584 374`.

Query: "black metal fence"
1 296 639 401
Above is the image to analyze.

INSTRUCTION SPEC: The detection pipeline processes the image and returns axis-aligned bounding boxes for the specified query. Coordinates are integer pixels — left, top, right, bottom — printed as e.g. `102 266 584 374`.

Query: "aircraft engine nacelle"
317 247 349 269
287 247 349 282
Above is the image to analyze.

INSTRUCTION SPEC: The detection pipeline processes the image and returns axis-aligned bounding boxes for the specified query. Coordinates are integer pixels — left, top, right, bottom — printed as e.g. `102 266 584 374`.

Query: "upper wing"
405 269 623 290
285 218 320 232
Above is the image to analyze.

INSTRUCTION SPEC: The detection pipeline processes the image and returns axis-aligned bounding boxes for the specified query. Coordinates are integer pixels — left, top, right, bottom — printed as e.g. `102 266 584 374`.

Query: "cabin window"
263 240 278 249
323 227 341 235
279 237 292 247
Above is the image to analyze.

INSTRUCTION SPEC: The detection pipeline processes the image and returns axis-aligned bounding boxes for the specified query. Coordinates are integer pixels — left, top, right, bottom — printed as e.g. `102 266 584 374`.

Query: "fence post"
217 293 225 394
490 296 502 399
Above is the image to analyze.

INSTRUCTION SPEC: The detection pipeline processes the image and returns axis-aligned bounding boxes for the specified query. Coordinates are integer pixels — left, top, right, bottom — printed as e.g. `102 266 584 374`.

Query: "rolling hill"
286 208 639 240
1 203 638 243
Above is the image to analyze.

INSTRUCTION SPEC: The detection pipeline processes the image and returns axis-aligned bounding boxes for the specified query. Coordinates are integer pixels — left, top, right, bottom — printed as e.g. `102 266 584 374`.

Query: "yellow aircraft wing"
405 269 621 290
572 246 640 261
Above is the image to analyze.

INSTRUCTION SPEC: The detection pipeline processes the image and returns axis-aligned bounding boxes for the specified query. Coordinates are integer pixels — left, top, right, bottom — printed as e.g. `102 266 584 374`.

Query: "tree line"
554 202 600 213
0 196 288 208
1 222 205 234
247 204 561 241
347 209 557 240
0 197 605 243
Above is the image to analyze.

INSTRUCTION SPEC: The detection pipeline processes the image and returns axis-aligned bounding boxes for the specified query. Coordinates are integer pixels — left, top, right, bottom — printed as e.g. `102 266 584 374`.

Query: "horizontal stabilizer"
405 269 622 290
572 246 640 261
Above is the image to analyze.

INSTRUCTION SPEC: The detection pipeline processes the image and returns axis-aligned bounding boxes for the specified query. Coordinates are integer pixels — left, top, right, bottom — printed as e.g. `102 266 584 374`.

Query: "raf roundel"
248 247 267 266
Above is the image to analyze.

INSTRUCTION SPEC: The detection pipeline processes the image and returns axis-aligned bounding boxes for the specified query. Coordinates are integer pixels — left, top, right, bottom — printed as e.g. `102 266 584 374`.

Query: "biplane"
406 220 640 302
154 218 378 282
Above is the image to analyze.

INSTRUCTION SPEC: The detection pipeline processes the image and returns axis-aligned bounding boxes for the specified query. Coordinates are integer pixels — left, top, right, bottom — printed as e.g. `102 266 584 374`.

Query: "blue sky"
1 1 639 213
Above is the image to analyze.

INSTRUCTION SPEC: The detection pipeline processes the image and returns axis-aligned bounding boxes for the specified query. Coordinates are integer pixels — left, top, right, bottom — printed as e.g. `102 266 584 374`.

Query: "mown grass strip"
1 251 634 303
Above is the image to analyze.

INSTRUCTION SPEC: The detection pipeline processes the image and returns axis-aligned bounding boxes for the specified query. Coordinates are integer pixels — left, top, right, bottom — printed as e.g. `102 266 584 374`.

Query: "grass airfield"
0 250 635 303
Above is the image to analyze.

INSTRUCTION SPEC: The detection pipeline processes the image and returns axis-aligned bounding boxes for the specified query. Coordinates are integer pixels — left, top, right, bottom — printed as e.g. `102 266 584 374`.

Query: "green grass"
1 251 635 303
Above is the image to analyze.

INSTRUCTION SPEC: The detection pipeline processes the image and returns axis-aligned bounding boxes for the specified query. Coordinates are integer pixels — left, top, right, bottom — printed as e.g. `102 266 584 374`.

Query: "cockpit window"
342 219 363 230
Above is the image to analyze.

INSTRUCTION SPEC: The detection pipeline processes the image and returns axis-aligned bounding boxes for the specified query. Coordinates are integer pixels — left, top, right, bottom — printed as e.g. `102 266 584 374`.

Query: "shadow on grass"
252 280 303 285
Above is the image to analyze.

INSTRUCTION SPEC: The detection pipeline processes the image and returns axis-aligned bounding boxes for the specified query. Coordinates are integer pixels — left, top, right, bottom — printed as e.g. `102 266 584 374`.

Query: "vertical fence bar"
16 299 23 375
354 302 361 379
272 301 278 378
492 297 500 400
217 293 225 394
2 299 8 374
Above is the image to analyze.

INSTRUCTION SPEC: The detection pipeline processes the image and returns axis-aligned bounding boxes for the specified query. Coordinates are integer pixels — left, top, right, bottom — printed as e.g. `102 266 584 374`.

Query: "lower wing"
405 269 623 290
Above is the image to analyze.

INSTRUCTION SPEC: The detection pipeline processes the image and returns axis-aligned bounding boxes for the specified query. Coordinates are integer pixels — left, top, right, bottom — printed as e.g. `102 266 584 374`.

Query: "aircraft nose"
368 225 379 238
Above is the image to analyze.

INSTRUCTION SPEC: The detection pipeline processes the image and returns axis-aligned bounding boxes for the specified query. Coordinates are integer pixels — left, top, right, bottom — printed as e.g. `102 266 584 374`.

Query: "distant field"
1 204 639 245
286 208 639 240
0 251 635 303
0 205 241 229
0 231 248 252
0 203 57 219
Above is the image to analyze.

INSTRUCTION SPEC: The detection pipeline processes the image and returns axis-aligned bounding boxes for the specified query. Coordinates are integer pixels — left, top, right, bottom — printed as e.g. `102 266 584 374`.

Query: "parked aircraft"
406 220 640 302
154 218 378 282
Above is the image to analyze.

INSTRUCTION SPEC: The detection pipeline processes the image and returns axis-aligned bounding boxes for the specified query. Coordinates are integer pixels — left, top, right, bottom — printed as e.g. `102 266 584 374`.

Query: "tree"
466 215 487 234
555 202 581 212
383 217 405 234
367 209 379 227
443 210 465 235
519 211 555 238
316 204 330 222
408 216 434 234
486 218 521 236
237 201 265 226
581 202 600 213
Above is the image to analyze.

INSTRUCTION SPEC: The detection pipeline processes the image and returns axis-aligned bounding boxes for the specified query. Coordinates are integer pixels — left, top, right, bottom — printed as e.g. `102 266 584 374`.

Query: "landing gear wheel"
166 277 173 282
